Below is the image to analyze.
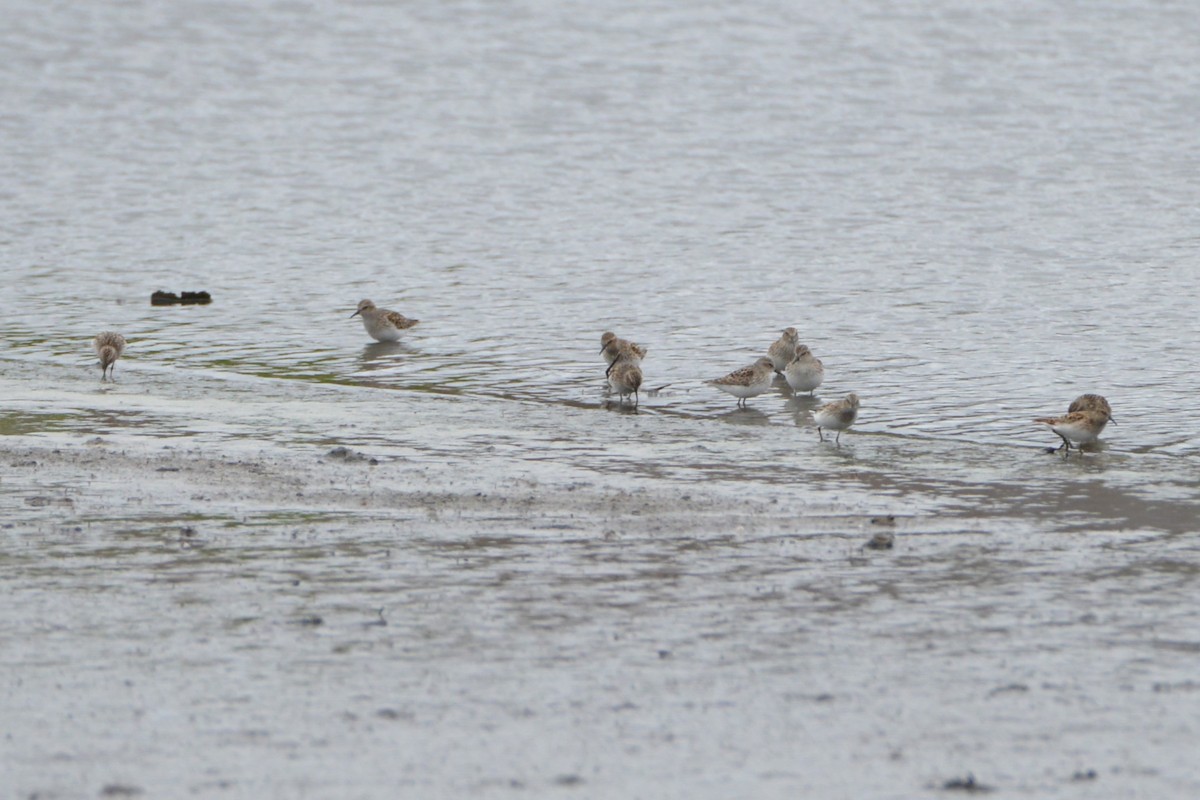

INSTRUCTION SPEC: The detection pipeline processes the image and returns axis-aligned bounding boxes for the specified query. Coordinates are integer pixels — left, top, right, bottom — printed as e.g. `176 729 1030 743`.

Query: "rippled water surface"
3 0 1200 797
3 0 1200 445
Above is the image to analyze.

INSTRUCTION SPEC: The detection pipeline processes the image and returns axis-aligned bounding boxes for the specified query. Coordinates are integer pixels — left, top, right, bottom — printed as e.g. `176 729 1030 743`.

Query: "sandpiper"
767 327 800 373
706 357 775 408
93 332 126 380
1068 393 1114 432
600 332 647 376
1033 408 1109 454
814 392 859 443
351 299 419 342
608 357 644 407
783 344 824 396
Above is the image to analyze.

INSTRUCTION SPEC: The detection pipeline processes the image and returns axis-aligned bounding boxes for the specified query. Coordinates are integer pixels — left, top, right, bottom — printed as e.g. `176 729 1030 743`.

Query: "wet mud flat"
3 420 1200 799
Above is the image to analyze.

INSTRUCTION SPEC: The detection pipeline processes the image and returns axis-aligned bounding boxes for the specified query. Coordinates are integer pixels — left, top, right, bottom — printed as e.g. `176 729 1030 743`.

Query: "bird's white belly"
785 365 822 392
364 319 401 342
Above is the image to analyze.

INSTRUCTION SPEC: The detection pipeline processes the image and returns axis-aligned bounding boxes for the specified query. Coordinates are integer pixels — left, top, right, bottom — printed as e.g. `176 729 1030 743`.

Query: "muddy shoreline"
4 418 1200 798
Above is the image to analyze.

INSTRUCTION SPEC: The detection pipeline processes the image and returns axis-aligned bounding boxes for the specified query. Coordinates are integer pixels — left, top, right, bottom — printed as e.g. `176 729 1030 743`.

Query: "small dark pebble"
326 446 370 463
870 515 896 525
375 708 414 721
1153 680 1200 693
100 784 143 797
155 466 181 472
1071 770 1098 782
942 774 992 793
657 649 671 659
293 615 324 627
553 775 584 787
865 531 895 550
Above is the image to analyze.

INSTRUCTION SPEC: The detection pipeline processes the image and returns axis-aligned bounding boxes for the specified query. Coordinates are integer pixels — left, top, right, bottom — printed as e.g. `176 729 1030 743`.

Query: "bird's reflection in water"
717 406 770 426
770 377 795 401
358 341 418 370
602 398 640 414
786 394 822 416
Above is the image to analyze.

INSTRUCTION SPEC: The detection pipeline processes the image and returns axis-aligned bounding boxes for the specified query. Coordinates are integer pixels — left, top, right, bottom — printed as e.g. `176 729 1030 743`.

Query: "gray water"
3 0 1200 797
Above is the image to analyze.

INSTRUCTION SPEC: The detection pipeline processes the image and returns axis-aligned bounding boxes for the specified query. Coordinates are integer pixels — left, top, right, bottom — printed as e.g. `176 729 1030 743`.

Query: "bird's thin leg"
633 390 639 408
818 427 824 441
835 430 842 445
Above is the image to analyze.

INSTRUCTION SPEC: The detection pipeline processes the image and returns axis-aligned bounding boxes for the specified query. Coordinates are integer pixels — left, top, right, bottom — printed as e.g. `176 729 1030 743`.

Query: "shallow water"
3 0 1200 797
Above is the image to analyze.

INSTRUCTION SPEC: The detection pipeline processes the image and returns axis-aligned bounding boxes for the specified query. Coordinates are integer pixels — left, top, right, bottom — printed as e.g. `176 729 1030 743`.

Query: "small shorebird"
706 357 775 408
608 357 643 407
600 331 647 376
1068 393 1115 432
1034 408 1110 454
1068 394 1111 415
93 332 126 380
783 344 824 396
767 327 800 373
814 392 859 443
350 299 419 342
